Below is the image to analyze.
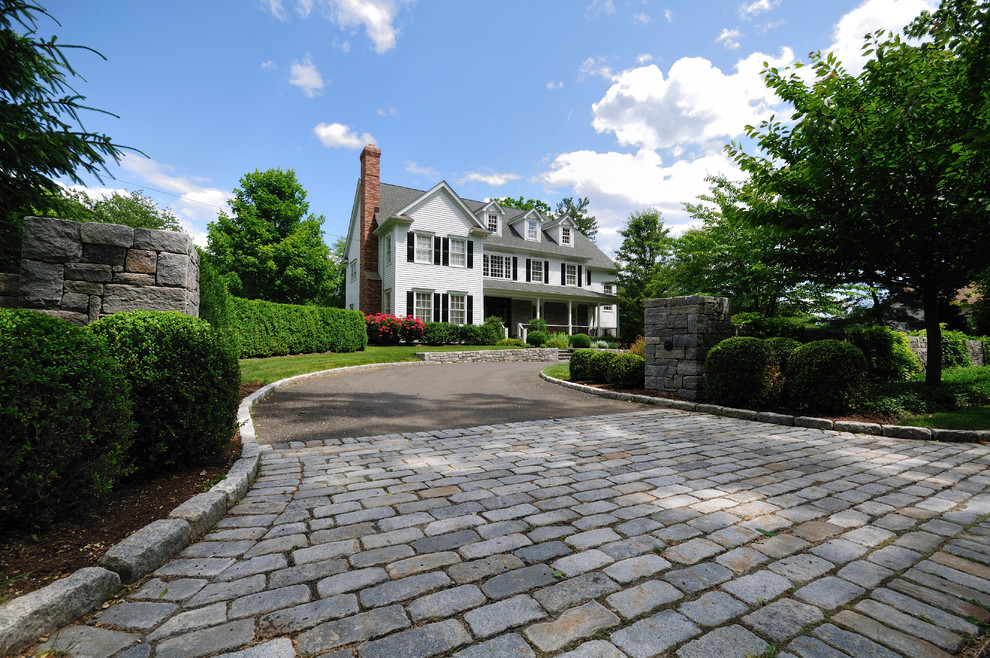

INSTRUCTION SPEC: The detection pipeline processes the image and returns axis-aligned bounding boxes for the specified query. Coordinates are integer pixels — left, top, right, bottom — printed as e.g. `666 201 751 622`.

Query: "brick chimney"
359 144 382 315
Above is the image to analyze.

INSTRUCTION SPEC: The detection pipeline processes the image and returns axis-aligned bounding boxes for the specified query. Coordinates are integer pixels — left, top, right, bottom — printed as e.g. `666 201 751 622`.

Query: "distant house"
344 145 618 337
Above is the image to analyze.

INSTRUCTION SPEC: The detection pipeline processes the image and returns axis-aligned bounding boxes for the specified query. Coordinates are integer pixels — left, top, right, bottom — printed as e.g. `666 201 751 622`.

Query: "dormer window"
562 227 571 245
487 214 498 232
526 220 538 241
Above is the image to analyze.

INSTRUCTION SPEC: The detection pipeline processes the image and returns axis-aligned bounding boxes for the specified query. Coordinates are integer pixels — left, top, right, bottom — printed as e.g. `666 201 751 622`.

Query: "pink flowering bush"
365 313 425 345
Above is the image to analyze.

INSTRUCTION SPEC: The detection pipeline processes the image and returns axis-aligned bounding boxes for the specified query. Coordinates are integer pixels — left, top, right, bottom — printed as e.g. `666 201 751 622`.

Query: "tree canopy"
1 0 134 271
206 168 335 306
38 188 181 231
614 208 674 342
727 0 990 384
555 196 600 242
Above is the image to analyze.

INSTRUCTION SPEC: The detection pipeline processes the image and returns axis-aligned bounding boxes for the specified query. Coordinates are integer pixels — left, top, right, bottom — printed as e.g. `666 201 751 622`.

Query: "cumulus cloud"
633 13 652 25
579 56 614 81
636 53 654 65
740 0 778 17
716 28 743 49
460 171 521 187
313 122 376 149
546 80 564 90
664 9 673 23
585 0 615 19
261 0 412 54
376 105 399 117
405 161 439 179
825 0 937 74
289 56 325 97
261 60 277 71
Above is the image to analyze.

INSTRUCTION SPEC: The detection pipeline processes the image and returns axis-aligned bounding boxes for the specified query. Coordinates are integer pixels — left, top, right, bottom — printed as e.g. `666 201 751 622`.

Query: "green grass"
898 406 990 430
542 363 570 380
239 345 502 384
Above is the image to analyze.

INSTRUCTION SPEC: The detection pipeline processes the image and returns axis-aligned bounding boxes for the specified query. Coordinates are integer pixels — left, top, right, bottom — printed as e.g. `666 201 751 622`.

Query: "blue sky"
46 0 935 256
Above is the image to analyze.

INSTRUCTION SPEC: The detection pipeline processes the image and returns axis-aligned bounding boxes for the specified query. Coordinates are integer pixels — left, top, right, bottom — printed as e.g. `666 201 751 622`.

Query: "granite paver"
29 404 990 656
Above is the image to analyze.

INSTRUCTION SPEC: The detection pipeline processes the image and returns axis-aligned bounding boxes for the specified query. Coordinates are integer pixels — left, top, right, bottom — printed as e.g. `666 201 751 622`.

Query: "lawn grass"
898 407 990 431
239 345 502 384
542 363 570 380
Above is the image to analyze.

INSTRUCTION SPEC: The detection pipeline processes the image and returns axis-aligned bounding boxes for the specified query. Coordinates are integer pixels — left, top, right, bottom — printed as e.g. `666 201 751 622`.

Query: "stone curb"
0 359 436 655
540 372 990 444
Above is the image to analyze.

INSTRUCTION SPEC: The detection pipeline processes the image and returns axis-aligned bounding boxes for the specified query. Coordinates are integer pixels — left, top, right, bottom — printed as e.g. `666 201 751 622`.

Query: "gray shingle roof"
483 279 616 300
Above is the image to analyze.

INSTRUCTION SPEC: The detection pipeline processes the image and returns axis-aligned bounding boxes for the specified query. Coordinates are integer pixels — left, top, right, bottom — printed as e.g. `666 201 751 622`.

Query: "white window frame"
526 220 538 241
449 293 466 325
562 227 571 245
530 259 543 283
487 214 498 232
483 254 512 280
414 291 432 323
415 233 433 264
385 235 392 265
604 282 615 295
383 289 391 314
450 238 466 268
565 264 577 286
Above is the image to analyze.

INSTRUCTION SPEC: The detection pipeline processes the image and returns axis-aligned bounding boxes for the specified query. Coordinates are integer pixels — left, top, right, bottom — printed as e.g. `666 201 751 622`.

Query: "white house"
345 145 618 337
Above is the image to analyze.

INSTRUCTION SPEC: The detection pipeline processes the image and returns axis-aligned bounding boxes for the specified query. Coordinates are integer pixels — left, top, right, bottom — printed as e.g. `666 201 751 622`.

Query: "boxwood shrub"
496 338 527 348
570 349 596 381
527 330 548 347
570 333 592 348
233 297 366 356
423 321 458 345
91 311 240 472
1 309 134 529
607 353 646 389
546 338 569 349
704 337 774 408
786 339 869 413
849 326 920 381
458 323 488 345
589 350 619 384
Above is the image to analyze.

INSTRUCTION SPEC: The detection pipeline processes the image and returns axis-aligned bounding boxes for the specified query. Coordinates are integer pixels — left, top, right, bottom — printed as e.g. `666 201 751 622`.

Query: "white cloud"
579 56 615 81
261 60 277 71
296 0 314 17
664 9 673 23
633 13 652 25
405 161 439 179
313 122 376 149
460 171 521 187
261 0 411 54
546 80 564 90
740 0 778 17
636 53 654 65
825 0 936 74
585 0 615 19
716 28 743 49
376 105 399 116
289 56 325 97
264 0 287 20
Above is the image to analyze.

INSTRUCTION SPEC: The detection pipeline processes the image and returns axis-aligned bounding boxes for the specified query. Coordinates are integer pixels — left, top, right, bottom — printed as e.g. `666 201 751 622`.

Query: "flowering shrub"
365 313 425 345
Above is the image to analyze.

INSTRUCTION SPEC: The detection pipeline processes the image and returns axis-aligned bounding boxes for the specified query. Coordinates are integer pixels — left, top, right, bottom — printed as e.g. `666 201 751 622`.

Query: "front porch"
482 283 617 339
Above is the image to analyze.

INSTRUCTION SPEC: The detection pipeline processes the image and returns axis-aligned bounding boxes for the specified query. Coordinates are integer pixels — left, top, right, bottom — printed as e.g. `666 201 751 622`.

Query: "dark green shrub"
91 311 240 472
233 298 366 356
941 330 971 368
786 340 869 413
704 337 774 408
570 349 596 381
458 323 487 345
570 333 592 348
496 338 527 348
607 353 646 389
423 322 457 345
0 309 134 529
483 316 506 345
849 327 920 380
765 337 802 372
528 317 548 333
527 330 548 347
197 248 239 357
590 350 619 384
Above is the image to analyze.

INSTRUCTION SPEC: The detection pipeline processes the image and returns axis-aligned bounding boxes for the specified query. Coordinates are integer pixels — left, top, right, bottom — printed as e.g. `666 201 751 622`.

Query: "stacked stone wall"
14 216 199 325
417 348 559 363
644 296 732 402
907 335 985 369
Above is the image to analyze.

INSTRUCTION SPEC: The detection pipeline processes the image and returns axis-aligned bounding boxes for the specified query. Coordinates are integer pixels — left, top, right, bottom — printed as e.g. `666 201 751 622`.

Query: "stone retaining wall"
644 296 732 402
14 216 199 325
416 348 559 363
907 335 985 369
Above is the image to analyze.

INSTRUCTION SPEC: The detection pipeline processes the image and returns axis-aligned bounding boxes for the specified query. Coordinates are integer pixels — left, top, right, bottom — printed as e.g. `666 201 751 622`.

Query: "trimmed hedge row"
569 349 645 389
233 297 367 358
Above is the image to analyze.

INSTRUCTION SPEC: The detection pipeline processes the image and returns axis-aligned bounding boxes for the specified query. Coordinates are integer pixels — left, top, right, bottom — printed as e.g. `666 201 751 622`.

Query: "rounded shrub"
0 309 134 529
527 330 548 347
569 349 596 381
704 337 774 409
765 337 801 402
545 338 569 349
786 339 869 413
607 353 646 389
482 316 505 345
528 317 548 333
570 333 592 348
589 350 619 384
458 323 487 345
849 327 920 380
91 311 240 473
423 322 457 346
400 316 425 344
496 338 527 348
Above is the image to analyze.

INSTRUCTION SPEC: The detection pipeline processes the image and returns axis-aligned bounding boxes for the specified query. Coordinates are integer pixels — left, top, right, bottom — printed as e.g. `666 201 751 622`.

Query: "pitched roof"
376 182 615 270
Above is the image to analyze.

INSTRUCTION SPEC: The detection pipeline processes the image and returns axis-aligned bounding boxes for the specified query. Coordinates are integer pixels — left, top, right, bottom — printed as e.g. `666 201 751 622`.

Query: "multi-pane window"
530 259 543 283
415 233 432 263
383 289 391 314
349 260 357 281
449 294 466 324
487 214 498 232
604 282 615 295
562 227 571 245
450 238 466 267
565 264 577 286
526 220 538 241
414 292 432 323
483 254 512 279
385 235 392 265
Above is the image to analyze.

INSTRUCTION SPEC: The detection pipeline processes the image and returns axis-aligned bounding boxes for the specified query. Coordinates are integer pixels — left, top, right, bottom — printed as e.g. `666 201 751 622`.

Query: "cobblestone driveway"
40 409 990 657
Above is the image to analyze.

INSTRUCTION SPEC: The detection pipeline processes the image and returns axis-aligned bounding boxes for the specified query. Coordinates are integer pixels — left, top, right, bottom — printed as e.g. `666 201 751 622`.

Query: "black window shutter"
407 232 415 262
577 265 583 287
433 292 441 322
406 290 414 315
544 261 549 283
442 237 450 266
512 257 518 281
467 295 474 324
433 236 441 265
587 269 592 285
561 263 566 285
467 241 474 268
442 294 449 323
526 259 532 282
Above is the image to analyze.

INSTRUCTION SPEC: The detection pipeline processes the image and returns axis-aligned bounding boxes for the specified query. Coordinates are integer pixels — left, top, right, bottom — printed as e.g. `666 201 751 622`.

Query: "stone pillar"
645 296 731 402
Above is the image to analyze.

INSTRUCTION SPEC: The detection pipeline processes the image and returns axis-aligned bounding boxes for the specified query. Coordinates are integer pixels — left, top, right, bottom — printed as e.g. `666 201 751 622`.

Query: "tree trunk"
922 287 942 386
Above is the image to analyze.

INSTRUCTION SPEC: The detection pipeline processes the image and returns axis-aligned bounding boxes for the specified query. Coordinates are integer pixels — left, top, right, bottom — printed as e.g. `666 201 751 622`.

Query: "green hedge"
607 353 646 389
527 330 548 347
0 309 135 529
786 339 869 413
570 333 592 348
705 337 775 408
589 351 619 384
197 247 239 357
232 297 367 358
570 349 596 381
848 327 920 381
91 311 241 472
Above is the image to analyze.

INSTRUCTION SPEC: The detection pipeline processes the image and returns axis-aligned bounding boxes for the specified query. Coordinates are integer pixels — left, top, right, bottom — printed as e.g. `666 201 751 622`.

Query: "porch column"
568 299 573 334
536 298 541 319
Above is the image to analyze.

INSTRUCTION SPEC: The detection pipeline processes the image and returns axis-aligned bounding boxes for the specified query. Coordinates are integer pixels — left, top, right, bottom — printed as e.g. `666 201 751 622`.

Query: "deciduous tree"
614 208 675 342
